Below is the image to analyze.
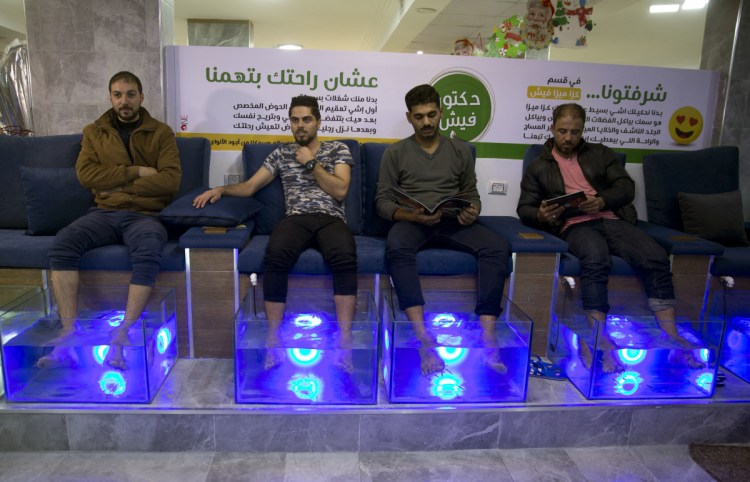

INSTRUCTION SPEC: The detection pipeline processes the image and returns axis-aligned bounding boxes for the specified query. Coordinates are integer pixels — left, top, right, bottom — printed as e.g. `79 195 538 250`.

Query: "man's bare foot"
668 349 705 369
334 332 354 374
481 335 507 374
106 345 128 371
35 347 79 369
416 333 445 376
579 339 593 370
264 334 283 370
109 326 131 346
49 321 81 345
601 350 624 374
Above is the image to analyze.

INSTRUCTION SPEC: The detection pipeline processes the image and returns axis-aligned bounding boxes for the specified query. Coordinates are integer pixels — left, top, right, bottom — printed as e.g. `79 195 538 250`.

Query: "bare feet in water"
264 334 283 370
35 347 79 369
416 333 445 376
481 334 508 374
579 339 623 373
334 331 354 374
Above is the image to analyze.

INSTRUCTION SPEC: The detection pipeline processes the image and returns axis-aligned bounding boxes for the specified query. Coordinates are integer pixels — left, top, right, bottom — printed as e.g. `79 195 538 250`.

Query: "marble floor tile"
285 452 361 482
205 452 286 482
173 358 235 408
151 358 197 407
627 445 714 482
360 450 513 482
498 447 588 481
46 452 214 482
565 446 659 481
0 452 67 482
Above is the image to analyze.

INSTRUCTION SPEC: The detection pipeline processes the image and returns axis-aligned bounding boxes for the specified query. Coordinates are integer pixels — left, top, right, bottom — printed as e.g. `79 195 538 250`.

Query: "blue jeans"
386 217 510 316
263 213 357 303
561 218 675 314
48 208 167 287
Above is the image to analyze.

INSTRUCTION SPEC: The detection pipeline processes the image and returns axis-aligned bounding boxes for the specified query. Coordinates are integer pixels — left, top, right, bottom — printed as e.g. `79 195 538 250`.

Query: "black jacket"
517 138 637 235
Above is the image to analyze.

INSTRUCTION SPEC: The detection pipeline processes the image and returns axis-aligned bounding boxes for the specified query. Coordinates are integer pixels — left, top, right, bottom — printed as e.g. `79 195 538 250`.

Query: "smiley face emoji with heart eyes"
668 106 703 145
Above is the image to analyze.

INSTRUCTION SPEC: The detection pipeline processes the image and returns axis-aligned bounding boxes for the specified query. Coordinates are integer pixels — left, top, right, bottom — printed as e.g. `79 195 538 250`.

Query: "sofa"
643 146 746 307
0 133 211 356
180 139 568 357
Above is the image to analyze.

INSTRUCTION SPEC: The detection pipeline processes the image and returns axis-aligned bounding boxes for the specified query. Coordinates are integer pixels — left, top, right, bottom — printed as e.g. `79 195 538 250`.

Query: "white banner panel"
165 46 718 216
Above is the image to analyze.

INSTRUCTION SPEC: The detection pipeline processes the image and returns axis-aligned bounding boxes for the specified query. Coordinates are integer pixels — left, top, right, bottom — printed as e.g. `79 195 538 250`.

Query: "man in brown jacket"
39 71 181 370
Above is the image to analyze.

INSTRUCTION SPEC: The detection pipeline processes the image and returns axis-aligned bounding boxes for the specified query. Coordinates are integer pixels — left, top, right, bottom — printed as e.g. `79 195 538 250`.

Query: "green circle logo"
431 70 493 142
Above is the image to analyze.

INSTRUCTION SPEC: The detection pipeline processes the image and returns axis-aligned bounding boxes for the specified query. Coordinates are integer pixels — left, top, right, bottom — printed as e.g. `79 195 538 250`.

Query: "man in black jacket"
518 103 702 372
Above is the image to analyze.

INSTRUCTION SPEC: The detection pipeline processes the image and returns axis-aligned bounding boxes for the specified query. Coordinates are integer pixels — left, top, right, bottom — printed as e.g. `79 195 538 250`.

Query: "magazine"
394 188 473 215
545 190 587 218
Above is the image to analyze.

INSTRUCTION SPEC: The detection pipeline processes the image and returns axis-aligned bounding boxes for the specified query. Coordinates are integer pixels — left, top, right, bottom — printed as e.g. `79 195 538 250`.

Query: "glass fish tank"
548 284 722 399
234 288 378 404
706 289 750 384
0 286 177 403
0 285 41 398
382 290 532 403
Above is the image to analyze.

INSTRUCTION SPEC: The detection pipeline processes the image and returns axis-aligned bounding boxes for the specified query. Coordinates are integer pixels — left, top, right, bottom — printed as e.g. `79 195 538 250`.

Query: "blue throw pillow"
18 166 94 235
160 187 262 227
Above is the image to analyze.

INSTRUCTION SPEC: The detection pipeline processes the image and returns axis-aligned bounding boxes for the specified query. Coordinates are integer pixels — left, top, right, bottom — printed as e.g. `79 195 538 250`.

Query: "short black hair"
552 103 587 125
289 95 321 120
109 71 143 94
405 84 440 111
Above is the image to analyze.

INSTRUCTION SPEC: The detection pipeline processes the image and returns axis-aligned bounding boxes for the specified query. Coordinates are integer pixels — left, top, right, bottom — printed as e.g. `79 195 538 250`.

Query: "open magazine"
394 187 473 215
545 190 587 218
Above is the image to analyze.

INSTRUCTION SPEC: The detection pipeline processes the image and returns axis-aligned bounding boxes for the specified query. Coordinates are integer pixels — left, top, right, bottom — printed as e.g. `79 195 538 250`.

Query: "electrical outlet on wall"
488 180 508 195
224 173 243 185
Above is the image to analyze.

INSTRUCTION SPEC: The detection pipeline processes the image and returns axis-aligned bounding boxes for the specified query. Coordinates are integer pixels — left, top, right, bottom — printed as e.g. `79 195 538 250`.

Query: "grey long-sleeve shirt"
375 135 481 221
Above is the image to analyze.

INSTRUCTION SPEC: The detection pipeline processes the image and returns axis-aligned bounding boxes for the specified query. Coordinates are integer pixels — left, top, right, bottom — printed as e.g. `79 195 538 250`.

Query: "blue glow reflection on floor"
103 311 125 327
695 372 713 392
287 373 323 401
287 348 322 367
99 371 127 396
430 373 464 400
156 328 172 355
436 346 468 365
618 348 646 365
614 370 643 396
93 345 109 365
293 313 324 328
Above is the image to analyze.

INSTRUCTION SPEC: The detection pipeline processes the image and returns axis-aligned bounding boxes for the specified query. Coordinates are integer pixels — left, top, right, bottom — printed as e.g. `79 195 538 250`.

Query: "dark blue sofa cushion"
643 146 740 231
160 187 262 227
361 142 394 237
175 137 211 198
0 230 184 271
241 140 363 235
677 190 748 246
19 166 94 235
712 247 750 276
237 235 387 275
0 134 83 230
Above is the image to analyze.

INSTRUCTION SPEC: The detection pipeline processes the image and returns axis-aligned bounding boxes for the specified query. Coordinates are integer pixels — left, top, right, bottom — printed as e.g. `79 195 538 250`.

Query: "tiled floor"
0 445 718 481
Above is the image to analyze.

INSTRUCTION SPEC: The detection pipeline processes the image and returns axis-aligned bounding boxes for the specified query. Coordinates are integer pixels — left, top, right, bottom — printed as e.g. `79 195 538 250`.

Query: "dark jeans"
263 213 357 303
386 218 510 316
561 218 675 314
48 208 167 287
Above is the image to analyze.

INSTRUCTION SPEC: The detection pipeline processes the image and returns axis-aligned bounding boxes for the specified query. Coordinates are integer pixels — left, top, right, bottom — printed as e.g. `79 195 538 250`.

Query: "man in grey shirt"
375 84 511 376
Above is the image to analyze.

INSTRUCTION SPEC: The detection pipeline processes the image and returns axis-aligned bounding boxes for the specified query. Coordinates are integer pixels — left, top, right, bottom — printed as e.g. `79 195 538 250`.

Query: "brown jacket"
76 108 181 215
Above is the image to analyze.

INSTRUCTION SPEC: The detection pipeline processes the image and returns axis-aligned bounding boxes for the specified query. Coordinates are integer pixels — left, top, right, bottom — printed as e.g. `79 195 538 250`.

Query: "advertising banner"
166 46 718 216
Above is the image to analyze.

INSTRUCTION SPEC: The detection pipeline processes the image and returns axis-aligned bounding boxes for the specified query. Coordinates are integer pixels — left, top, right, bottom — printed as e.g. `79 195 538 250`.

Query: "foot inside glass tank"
234 311 378 404
721 316 750 383
389 311 530 403
1 309 178 403
558 314 720 399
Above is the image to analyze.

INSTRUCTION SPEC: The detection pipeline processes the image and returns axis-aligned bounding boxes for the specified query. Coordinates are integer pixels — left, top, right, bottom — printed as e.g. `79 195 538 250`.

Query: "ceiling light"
650 4 680 13
417 50 424 55
277 44 302 50
416 8 437 14
682 0 709 10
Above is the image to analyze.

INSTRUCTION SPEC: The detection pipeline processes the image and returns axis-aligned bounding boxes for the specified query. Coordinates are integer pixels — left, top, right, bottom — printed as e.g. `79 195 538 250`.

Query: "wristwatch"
304 159 317 171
